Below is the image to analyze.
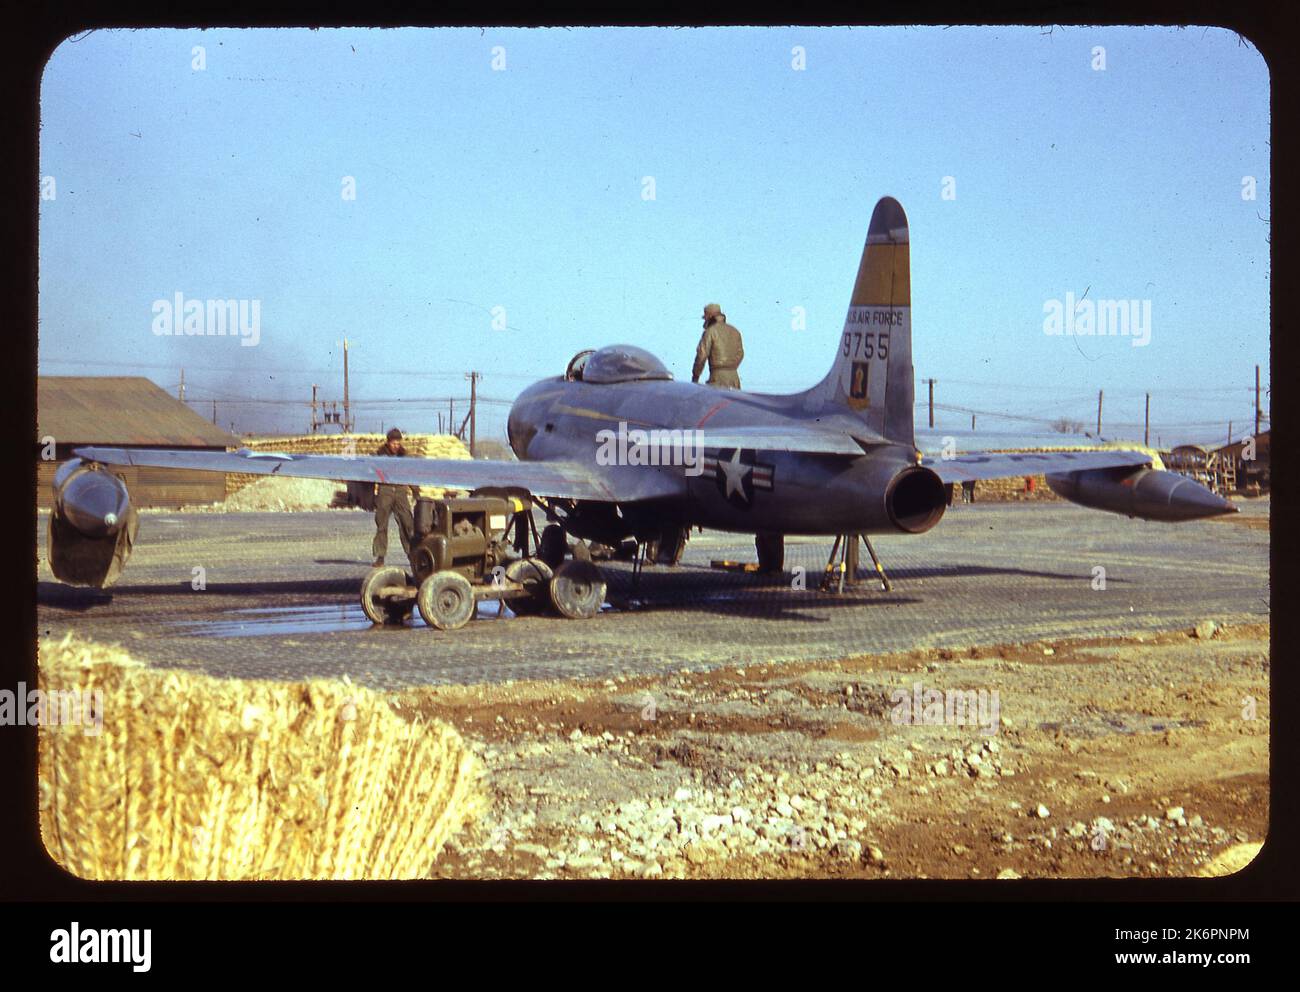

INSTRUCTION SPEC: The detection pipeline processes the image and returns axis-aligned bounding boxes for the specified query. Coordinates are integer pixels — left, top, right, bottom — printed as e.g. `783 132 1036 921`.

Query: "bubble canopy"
579 345 674 384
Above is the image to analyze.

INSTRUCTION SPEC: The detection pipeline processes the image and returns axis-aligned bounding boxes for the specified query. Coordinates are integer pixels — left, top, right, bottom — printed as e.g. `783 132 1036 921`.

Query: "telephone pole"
1255 365 1261 436
1096 389 1104 437
179 368 185 403
212 400 217 424
466 371 480 458
1144 393 1150 447
342 339 352 433
925 378 935 429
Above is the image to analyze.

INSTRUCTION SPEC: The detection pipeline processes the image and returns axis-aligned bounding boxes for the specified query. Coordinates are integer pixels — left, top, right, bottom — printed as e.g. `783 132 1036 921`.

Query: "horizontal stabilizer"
698 426 868 456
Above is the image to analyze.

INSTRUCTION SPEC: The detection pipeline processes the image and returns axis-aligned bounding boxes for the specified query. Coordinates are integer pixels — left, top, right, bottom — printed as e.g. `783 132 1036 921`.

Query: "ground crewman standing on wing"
692 302 744 389
372 427 417 567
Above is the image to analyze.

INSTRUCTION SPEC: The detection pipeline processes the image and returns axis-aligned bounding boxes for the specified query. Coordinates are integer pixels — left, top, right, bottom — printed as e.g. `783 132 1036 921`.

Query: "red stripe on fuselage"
696 400 734 428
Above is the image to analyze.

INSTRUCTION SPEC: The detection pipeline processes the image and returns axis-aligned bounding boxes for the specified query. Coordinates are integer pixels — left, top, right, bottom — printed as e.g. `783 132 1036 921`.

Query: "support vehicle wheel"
504 557 553 616
417 570 476 630
360 566 414 625
538 524 567 570
548 559 606 619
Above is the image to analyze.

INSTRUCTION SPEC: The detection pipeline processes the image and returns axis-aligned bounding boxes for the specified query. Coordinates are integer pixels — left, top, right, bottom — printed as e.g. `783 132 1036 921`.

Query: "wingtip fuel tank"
46 459 139 588
1045 466 1238 522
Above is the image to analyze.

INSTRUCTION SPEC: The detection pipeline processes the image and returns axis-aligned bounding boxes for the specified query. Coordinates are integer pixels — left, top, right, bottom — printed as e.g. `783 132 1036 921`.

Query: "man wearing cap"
691 303 744 389
372 428 417 568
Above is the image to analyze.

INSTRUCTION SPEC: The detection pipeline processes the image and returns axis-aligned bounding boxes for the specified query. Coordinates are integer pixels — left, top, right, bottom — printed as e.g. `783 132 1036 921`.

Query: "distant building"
1164 433 1269 495
37 377 238 508
1214 430 1270 493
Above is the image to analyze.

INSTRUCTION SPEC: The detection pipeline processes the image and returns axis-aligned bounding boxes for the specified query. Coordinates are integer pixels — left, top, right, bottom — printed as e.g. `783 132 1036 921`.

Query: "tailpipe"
1046 466 1237 522
885 465 948 534
46 459 139 587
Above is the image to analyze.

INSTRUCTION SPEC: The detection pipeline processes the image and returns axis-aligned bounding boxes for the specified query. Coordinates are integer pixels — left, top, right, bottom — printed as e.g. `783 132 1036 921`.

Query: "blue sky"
38 26 1270 446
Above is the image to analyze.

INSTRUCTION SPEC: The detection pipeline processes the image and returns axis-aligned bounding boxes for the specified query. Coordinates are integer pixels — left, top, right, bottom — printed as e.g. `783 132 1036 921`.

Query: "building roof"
37 377 239 447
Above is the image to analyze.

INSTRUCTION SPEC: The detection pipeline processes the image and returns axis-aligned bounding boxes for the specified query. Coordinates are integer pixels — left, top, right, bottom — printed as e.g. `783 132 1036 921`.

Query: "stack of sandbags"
222 475 349 511
38 633 484 880
227 433 472 500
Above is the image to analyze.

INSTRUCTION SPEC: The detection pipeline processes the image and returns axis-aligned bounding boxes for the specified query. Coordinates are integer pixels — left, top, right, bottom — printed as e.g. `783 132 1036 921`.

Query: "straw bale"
227 434 472 500
38 634 484 880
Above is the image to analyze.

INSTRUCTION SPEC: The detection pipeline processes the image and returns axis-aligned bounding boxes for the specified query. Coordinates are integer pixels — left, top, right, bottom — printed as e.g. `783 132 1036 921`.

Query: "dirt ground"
397 622 1269 880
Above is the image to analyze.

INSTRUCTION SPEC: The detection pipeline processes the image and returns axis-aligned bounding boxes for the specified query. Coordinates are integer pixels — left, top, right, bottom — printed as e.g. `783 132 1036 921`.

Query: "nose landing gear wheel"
538 524 567 570
548 559 606 619
417 570 476 630
361 566 415 625
504 557 553 616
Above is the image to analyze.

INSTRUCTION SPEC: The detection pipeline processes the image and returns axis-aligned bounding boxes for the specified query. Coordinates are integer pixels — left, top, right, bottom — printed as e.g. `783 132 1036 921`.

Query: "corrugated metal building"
37 377 238 508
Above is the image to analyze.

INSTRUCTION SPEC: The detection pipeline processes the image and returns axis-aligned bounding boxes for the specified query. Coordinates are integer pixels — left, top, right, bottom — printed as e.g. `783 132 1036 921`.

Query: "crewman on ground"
691 303 744 389
372 427 418 567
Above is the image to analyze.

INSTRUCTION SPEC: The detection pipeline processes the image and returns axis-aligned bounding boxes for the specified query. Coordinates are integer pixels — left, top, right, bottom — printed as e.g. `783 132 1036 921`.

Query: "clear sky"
38 25 1270 447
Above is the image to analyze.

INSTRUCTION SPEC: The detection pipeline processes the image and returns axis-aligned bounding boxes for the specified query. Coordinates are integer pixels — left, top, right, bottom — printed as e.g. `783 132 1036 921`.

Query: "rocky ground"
402 622 1269 880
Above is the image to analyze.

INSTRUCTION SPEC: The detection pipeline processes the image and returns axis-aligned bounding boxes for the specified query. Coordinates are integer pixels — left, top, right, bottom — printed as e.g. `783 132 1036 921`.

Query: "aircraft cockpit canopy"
578 345 674 384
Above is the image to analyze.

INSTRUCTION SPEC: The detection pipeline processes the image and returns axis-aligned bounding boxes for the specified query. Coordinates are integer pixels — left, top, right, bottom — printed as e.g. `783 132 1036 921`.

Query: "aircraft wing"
71 446 670 502
920 447 1155 484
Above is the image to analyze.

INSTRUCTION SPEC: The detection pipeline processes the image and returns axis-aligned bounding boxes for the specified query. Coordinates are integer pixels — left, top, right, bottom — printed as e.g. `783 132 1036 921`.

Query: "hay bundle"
227 433 472 499
38 634 484 880
1195 842 1263 877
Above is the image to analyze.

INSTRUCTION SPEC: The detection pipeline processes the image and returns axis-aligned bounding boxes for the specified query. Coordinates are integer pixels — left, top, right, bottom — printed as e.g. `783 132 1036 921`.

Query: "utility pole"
1228 421 1233 447
179 368 185 403
449 398 455 438
342 339 352 433
926 378 935 429
1096 389 1103 437
212 400 217 424
311 385 319 433
1255 365 1261 436
466 371 480 457
971 414 976 431
1144 393 1150 447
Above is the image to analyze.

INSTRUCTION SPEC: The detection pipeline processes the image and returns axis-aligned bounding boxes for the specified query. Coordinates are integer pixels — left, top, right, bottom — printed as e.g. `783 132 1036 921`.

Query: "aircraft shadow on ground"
36 562 1112 621
38 577 359 607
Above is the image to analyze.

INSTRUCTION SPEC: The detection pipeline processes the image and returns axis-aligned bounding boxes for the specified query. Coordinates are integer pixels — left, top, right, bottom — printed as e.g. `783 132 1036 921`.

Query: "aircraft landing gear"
755 533 785 574
538 524 567 570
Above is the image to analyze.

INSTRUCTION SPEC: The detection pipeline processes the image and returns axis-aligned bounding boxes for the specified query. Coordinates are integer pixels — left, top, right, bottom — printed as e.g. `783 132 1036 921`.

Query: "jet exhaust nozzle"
1045 466 1238 522
884 465 948 534
47 459 139 588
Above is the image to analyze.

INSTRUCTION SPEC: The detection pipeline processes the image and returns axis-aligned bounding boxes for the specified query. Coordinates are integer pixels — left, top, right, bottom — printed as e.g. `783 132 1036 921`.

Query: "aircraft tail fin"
800 196 914 447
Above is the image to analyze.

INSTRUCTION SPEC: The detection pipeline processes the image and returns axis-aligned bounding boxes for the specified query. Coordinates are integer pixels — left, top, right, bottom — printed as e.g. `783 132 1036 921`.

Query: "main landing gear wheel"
548 559 606 620
417 570 476 630
538 524 567 570
756 533 785 574
360 566 414 625
504 557 553 616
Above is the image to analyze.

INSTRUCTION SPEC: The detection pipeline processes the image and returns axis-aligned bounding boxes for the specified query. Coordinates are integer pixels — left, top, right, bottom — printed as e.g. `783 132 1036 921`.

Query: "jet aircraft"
48 196 1236 591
